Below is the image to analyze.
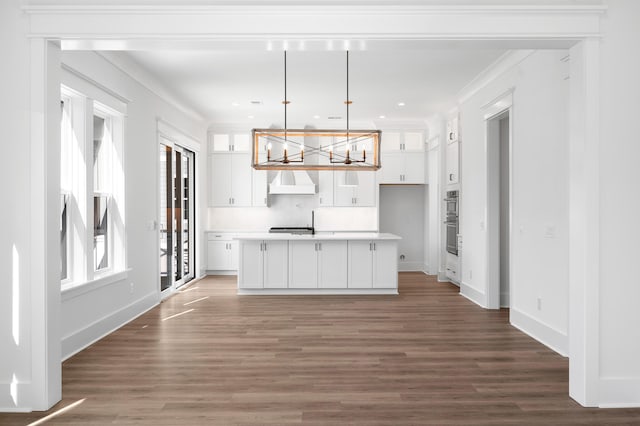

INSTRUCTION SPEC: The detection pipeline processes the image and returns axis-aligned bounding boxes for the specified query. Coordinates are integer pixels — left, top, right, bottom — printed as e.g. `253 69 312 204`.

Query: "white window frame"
60 79 127 293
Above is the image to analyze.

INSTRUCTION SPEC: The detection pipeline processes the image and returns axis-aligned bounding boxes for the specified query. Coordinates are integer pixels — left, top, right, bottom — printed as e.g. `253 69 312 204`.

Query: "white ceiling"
124 46 507 127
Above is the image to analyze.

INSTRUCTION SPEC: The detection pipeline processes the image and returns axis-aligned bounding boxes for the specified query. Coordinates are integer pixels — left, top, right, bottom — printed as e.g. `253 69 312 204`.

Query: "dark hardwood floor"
3 273 640 425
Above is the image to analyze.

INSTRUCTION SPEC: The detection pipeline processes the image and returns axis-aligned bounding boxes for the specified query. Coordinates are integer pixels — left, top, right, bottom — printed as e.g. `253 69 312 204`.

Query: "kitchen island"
235 233 401 295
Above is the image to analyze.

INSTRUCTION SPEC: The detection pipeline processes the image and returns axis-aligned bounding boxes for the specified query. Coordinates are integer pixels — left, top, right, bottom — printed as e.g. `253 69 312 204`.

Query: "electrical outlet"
129 283 134 294
537 297 542 311
400 254 405 261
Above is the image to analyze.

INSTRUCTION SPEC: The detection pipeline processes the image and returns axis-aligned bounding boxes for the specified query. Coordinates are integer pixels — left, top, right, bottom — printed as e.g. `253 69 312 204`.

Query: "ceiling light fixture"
397 102 406 107
252 50 381 171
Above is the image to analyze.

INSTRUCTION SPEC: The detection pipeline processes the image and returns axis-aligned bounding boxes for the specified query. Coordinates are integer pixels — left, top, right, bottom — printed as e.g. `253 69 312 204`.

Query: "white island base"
235 233 401 295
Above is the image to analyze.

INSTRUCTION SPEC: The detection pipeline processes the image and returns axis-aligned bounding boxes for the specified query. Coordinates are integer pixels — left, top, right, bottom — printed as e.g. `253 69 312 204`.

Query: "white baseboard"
238 288 398 295
510 308 568 357
399 261 424 272
206 270 237 276
460 281 487 308
598 378 640 408
61 292 158 361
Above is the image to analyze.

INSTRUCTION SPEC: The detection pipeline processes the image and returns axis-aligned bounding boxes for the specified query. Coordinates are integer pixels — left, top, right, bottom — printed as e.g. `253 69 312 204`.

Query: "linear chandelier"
252 50 381 171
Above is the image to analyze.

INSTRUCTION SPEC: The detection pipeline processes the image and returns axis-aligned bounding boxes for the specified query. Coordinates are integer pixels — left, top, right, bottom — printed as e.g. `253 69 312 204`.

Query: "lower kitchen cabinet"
238 240 288 289
289 240 348 289
206 233 238 271
348 240 398 288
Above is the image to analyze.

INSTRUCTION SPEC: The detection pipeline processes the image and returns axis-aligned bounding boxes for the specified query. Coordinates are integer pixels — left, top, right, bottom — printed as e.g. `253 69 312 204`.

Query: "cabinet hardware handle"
373 242 377 250
449 173 454 181
264 242 267 251
319 243 322 251
369 242 372 251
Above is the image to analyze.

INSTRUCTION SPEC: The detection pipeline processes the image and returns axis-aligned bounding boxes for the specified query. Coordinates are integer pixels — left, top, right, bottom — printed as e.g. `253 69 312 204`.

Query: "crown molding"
457 49 535 105
96 51 205 123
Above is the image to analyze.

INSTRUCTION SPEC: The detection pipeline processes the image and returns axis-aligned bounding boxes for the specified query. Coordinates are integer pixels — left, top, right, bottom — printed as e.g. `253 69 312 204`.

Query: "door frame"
483 90 513 310
24 3 603 410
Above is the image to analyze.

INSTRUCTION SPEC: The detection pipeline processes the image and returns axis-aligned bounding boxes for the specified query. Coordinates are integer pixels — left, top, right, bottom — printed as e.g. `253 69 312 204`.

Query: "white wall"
379 186 425 271
458 50 570 354
58 51 207 360
597 0 640 405
0 0 38 410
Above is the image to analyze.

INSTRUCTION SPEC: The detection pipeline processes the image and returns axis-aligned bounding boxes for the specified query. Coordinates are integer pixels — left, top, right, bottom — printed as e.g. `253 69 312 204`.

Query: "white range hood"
269 170 316 195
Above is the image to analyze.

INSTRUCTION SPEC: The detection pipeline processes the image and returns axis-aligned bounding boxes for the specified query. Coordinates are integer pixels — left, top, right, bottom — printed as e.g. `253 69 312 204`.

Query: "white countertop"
232 232 401 241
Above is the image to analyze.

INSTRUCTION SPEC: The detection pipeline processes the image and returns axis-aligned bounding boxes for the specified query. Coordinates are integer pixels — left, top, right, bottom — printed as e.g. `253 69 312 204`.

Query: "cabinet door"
446 141 459 185
403 152 426 184
381 132 402 151
230 153 252 206
403 132 424 151
318 171 334 206
232 134 251 152
348 241 373 288
353 171 376 206
263 240 288 288
210 154 232 206
333 172 355 206
210 133 232 152
238 240 263 289
229 240 239 270
252 169 268 206
380 152 404 184
373 241 398 288
318 241 348 288
289 241 318 288
207 240 230 270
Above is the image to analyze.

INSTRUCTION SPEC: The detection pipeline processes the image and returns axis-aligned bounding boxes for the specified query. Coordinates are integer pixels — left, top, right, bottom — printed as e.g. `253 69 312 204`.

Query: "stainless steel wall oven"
445 190 459 255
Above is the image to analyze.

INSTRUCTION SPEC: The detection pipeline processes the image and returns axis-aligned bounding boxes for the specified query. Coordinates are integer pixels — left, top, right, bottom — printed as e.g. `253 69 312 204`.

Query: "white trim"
598 378 640 408
398 261 424 272
459 281 487 308
510 308 568 357
61 269 131 301
98 51 204 122
206 270 237 276
238 288 398 295
458 51 533 105
61 292 158 361
61 62 128 114
157 118 202 153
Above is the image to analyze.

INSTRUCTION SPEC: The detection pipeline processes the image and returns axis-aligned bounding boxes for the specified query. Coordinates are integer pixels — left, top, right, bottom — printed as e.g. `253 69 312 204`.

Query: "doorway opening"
486 99 512 310
160 138 196 295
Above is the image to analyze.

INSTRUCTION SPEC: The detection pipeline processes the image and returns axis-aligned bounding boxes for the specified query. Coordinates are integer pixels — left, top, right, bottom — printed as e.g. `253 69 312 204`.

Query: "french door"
160 138 195 295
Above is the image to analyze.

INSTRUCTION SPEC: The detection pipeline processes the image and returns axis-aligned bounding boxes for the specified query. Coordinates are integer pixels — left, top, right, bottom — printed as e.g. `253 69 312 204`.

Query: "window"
60 83 126 289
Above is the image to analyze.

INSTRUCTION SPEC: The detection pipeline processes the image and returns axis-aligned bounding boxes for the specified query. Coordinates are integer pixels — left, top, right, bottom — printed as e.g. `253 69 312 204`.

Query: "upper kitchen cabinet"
446 116 459 143
380 131 425 152
445 115 460 186
209 152 252 207
333 170 376 207
209 133 251 152
379 130 426 184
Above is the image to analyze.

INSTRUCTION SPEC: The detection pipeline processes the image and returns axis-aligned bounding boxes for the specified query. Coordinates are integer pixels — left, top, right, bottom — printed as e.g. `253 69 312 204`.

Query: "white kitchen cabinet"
209 153 252 207
289 240 348 289
446 117 459 143
380 151 425 184
209 133 251 152
206 233 238 271
318 171 334 206
381 130 425 152
238 240 288 289
348 240 398 289
334 171 376 206
289 241 318 288
446 140 459 185
252 168 268 206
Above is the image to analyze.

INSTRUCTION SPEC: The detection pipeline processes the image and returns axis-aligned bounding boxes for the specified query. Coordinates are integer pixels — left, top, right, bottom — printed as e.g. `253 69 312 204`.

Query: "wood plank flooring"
3 273 640 425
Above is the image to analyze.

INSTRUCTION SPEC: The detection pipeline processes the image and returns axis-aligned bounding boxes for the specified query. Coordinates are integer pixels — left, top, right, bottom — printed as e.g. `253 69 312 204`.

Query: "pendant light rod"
346 50 350 138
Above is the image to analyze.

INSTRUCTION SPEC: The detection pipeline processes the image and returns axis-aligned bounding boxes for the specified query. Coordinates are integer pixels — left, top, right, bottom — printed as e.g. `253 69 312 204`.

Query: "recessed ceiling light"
328 116 342 120
231 102 240 107
397 102 405 107
248 115 254 119
313 115 320 119
250 100 263 105
379 115 386 119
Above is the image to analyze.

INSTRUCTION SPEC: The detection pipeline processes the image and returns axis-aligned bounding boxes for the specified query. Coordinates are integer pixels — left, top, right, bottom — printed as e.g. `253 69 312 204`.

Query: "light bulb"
267 143 272 150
